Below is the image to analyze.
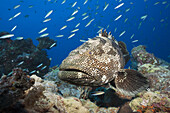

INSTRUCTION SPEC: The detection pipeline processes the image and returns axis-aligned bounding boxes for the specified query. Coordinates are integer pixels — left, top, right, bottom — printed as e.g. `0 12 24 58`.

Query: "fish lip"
59 68 89 75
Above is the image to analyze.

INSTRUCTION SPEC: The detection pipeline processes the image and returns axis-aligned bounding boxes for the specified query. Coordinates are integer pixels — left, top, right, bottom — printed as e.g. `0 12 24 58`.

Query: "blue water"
0 0 169 67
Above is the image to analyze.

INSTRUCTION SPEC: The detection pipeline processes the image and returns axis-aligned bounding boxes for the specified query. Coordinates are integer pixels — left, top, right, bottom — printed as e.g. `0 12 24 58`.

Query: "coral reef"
131 45 159 68
0 42 169 113
43 69 83 98
0 73 127 113
131 45 170 93
130 45 170 113
138 63 170 94
0 68 35 112
0 31 56 77
36 37 57 50
129 91 170 113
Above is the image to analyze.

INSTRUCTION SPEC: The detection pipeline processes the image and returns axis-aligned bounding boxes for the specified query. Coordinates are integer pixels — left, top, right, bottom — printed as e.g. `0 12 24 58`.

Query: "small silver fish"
15 37 24 40
82 15 89 20
11 25 17 32
38 27 47 34
44 10 53 18
125 8 130 12
66 17 75 21
61 0 66 4
114 3 124 9
14 5 20 9
41 66 47 70
141 15 147 21
91 91 105 96
56 35 64 37
85 19 95 27
7 71 13 76
71 9 78 16
0 34 14 39
80 39 87 43
13 12 21 18
36 63 43 68
71 29 79 33
17 61 24 66
119 31 126 37
83 0 88 5
82 12 87 16
43 18 51 23
103 3 109 11
132 40 138 43
49 43 56 48
114 15 122 21
68 33 75 39
72 1 77 7
130 34 134 39
75 23 80 28
60 25 67 30
39 33 49 37
29 70 36 74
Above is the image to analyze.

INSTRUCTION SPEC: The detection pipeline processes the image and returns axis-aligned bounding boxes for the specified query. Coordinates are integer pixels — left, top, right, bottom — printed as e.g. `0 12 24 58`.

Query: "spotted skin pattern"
58 30 149 96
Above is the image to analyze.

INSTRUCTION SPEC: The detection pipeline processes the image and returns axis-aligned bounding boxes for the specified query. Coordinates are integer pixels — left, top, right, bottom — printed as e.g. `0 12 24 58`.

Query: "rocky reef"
0 31 56 78
131 45 170 94
0 70 120 113
0 43 169 113
131 45 159 68
0 68 35 112
129 91 170 112
130 45 170 113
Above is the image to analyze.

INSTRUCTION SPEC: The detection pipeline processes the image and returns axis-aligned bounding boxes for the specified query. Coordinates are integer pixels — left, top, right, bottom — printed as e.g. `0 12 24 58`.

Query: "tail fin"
115 69 149 96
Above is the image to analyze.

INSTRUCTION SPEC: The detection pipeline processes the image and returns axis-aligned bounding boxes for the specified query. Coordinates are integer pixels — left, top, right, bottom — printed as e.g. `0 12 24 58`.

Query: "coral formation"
129 91 170 112
0 31 56 77
36 36 57 50
131 45 170 94
138 63 170 94
0 68 35 112
130 45 170 113
44 69 83 98
0 41 169 113
131 45 159 68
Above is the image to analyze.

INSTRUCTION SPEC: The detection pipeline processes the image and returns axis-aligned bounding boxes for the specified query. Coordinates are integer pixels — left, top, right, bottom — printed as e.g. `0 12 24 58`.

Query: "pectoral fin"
115 69 149 96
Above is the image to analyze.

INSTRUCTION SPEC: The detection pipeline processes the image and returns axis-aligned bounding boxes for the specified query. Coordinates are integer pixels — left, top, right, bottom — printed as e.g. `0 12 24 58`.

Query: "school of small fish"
4 0 168 42
1 0 169 75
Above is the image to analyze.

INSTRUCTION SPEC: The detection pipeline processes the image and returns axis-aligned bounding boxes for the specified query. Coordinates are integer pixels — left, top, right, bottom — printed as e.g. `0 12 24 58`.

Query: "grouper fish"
58 30 149 96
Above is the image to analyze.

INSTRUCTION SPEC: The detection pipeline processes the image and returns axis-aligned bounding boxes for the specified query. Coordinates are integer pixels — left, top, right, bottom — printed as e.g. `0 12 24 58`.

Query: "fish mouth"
59 68 89 75
58 67 97 86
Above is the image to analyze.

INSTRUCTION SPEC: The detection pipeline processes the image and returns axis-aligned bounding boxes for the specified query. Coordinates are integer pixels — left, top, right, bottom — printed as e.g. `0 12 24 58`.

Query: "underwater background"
0 0 170 113
0 0 169 67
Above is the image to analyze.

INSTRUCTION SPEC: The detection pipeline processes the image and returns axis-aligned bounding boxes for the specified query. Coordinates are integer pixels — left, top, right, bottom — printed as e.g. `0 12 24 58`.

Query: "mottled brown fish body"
59 32 124 86
58 30 149 97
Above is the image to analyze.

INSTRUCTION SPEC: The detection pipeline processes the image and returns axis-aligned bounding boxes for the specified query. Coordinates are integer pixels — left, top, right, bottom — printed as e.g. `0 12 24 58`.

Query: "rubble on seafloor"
0 44 169 113
0 31 57 78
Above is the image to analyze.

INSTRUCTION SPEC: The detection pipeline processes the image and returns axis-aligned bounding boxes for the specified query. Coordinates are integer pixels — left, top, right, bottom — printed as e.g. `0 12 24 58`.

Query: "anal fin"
115 69 149 97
